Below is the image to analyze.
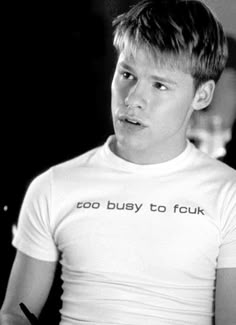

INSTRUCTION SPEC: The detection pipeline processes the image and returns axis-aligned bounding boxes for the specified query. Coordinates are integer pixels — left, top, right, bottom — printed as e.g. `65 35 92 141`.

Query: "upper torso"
13 136 236 324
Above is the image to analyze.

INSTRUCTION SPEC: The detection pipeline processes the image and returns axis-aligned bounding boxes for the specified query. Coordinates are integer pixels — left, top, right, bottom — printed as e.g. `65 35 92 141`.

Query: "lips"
125 117 141 126
118 114 147 127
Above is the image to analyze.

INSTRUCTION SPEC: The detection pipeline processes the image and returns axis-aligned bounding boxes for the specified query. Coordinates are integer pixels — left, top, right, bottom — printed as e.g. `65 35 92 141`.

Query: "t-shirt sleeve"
12 169 59 261
217 182 236 269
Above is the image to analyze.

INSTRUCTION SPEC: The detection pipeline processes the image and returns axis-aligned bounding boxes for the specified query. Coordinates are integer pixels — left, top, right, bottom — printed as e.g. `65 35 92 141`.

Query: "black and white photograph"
1 1 236 324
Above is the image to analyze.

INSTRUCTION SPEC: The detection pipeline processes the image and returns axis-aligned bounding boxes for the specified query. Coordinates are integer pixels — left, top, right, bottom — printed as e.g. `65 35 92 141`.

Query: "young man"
1 0 235 324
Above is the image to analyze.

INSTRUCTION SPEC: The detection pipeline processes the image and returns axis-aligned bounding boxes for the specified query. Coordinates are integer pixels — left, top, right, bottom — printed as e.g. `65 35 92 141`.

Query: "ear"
192 80 215 111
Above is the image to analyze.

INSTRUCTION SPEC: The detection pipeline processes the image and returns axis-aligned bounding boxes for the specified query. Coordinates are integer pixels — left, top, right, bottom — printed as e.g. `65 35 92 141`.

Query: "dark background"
1 0 235 323
0 1 137 323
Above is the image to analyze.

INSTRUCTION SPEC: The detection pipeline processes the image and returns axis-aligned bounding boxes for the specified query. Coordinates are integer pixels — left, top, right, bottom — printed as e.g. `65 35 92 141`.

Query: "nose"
124 81 146 110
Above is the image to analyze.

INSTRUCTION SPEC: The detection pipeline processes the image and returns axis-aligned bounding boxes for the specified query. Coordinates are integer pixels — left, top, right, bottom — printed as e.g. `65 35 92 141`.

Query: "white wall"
207 0 236 36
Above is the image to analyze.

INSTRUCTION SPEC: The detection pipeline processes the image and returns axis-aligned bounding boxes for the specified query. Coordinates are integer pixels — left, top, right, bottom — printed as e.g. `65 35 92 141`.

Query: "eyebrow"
150 74 177 85
119 62 178 85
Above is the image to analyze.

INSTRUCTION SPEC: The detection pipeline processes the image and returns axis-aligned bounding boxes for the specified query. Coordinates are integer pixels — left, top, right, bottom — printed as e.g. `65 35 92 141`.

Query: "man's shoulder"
193 145 236 181
29 145 103 190
53 145 101 171
48 144 105 182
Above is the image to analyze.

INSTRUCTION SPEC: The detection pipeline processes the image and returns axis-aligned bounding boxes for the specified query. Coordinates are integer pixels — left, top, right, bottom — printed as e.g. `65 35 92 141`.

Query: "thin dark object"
19 303 40 325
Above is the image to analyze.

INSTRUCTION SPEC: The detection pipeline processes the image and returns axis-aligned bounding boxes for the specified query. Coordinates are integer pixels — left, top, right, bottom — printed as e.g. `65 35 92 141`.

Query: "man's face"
111 48 197 164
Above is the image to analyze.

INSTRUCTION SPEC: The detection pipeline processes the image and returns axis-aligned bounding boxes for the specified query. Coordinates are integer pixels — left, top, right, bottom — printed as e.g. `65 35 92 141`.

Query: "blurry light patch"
12 224 17 239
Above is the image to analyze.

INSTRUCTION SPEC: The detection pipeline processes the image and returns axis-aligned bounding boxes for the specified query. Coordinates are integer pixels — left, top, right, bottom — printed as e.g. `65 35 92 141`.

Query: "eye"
153 82 167 91
120 71 135 80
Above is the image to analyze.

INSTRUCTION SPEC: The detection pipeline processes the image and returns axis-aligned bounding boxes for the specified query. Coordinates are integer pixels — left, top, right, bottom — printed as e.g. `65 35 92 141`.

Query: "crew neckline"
99 135 195 174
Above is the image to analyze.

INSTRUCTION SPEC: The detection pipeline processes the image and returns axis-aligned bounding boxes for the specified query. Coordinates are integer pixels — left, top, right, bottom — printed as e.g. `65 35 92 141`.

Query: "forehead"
119 42 191 73
118 45 191 75
117 47 195 87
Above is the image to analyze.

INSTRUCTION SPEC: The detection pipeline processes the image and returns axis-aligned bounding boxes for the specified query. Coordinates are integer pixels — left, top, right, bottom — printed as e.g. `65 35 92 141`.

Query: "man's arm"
0 250 57 325
215 268 236 325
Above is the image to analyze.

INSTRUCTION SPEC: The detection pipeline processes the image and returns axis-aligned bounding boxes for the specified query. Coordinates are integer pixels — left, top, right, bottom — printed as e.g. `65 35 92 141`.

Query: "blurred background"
1 0 235 323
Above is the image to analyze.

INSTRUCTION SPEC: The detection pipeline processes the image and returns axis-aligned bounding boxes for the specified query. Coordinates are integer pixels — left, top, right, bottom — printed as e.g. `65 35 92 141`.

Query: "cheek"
151 96 192 128
111 79 123 116
112 76 129 101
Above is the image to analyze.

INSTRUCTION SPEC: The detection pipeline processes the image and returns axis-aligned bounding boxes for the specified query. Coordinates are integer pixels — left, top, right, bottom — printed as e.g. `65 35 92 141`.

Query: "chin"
116 133 149 154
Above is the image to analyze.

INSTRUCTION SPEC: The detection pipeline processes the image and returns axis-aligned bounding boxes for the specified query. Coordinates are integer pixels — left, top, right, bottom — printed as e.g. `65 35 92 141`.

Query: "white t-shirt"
13 136 236 325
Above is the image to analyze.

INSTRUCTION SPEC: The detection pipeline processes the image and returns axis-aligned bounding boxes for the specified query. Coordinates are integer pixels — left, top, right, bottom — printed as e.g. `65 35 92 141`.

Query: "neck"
111 137 188 165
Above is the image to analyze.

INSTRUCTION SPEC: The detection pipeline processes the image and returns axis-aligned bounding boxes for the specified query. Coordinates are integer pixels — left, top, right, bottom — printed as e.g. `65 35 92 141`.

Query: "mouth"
124 118 142 126
118 115 146 128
